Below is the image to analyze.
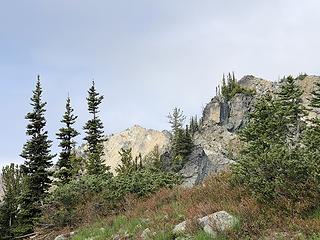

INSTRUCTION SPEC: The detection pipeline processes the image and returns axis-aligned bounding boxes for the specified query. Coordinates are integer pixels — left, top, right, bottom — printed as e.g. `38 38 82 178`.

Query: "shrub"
43 169 180 227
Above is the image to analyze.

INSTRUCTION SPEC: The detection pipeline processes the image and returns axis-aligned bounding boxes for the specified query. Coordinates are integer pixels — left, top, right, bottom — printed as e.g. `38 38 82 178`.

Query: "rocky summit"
178 74 320 186
103 125 170 173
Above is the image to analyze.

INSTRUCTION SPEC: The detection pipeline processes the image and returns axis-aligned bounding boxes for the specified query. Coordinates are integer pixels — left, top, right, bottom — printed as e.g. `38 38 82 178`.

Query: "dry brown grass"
43 172 320 239
120 172 320 239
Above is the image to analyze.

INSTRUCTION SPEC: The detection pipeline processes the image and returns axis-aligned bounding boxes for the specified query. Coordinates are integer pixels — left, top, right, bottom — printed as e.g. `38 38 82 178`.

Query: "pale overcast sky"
1 0 320 167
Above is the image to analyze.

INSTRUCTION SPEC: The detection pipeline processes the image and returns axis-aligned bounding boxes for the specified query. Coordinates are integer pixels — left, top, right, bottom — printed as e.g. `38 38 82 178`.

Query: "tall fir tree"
303 78 320 154
167 107 186 136
55 96 79 184
83 81 109 175
18 76 55 235
276 76 307 146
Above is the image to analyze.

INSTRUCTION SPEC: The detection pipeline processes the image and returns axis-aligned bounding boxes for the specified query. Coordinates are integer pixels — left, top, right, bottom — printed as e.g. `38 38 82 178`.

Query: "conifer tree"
83 81 109 175
277 76 307 146
234 85 319 210
189 116 199 136
116 148 143 175
0 164 23 238
310 79 320 108
167 107 186 136
221 74 228 98
18 76 55 235
303 79 320 153
56 96 79 184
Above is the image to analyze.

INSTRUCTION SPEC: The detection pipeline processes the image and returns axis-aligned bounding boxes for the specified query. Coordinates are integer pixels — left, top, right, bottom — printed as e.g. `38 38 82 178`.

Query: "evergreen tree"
221 74 228 98
116 148 143 175
0 164 23 239
83 81 109 175
189 115 199 136
18 76 55 235
276 76 307 146
233 86 319 211
55 96 79 184
310 79 320 108
171 127 193 163
167 107 186 137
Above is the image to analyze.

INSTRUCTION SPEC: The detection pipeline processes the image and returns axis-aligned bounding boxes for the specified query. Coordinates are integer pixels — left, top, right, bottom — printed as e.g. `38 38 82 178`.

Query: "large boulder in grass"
173 220 189 234
198 211 237 237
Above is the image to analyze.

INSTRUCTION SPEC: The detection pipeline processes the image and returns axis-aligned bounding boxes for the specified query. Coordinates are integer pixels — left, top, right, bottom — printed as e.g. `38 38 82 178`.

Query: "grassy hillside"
50 173 320 239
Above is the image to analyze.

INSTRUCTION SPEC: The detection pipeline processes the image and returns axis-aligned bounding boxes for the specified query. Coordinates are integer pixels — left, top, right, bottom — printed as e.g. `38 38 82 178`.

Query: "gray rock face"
179 146 212 187
198 211 237 236
227 93 253 131
189 75 275 186
202 75 275 131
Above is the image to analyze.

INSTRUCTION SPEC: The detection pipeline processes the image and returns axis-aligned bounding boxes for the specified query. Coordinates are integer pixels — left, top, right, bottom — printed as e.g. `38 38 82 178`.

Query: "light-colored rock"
103 125 170 173
54 231 76 240
198 211 237 235
173 220 188 234
203 224 217 238
141 228 152 239
54 235 67 240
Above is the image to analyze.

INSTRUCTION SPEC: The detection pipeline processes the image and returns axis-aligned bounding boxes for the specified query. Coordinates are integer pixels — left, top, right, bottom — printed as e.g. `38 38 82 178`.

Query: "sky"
1 0 320 167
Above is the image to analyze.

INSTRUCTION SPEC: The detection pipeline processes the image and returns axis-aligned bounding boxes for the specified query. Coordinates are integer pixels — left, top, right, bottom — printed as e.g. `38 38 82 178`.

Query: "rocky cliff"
95 75 320 186
181 75 320 186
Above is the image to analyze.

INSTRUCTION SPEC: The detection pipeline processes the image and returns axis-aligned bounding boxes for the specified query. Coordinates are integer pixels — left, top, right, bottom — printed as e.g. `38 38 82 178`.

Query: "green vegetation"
0 164 23 238
168 107 194 170
17 76 55 236
233 76 320 213
69 173 320 239
83 81 109 175
2 74 320 239
55 96 80 185
220 72 255 100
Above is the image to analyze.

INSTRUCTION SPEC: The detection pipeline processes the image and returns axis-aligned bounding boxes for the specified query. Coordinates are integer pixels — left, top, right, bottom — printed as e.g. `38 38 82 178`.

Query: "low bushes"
42 169 180 227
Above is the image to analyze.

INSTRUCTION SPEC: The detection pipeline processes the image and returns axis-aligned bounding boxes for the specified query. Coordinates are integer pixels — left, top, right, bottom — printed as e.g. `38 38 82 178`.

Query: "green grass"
72 215 146 240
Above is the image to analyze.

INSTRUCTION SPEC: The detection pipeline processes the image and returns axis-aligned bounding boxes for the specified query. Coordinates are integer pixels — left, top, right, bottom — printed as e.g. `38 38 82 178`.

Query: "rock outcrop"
198 211 238 237
103 125 170 173
184 75 320 186
97 75 320 186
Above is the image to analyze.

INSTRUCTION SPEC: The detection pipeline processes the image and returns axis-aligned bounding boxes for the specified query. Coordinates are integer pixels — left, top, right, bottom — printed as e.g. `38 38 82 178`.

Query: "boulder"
172 220 188 234
198 211 237 236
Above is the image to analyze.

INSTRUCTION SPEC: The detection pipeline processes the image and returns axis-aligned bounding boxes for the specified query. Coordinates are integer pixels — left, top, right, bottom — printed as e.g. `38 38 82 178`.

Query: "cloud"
1 0 320 165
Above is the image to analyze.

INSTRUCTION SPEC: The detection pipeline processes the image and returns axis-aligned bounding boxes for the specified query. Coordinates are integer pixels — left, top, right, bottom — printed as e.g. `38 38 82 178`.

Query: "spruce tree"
83 81 109 175
56 96 79 184
116 148 143 175
167 107 186 136
234 85 319 211
303 78 320 165
0 164 23 239
18 76 55 235
276 76 307 146
310 79 320 108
